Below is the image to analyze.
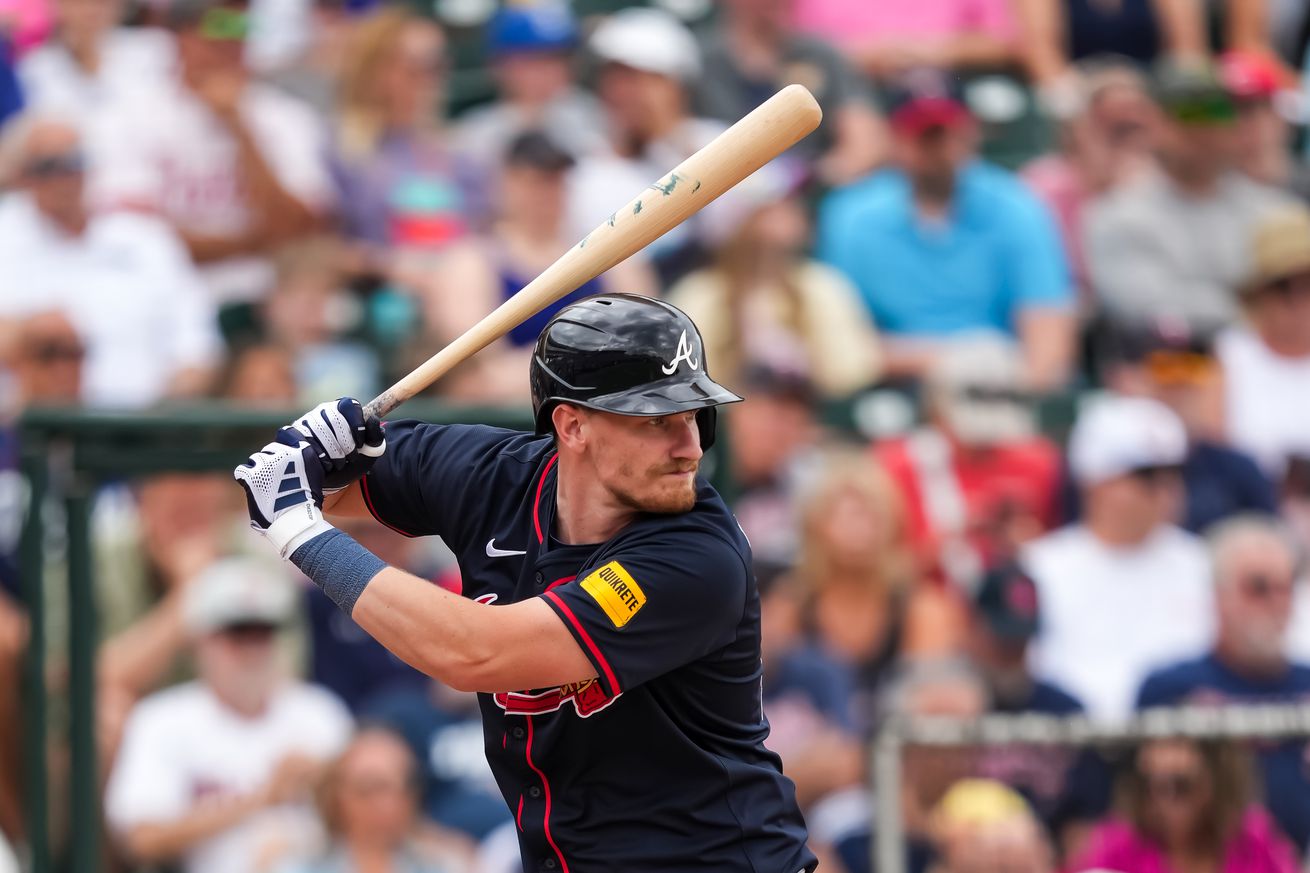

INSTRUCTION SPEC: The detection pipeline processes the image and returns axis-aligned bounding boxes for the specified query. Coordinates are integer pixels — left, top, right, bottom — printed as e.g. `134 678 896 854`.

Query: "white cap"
1068 395 1187 486
927 335 1035 447
589 8 700 82
183 557 296 635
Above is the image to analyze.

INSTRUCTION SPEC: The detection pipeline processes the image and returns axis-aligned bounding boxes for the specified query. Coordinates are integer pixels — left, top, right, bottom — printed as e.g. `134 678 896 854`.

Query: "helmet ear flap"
696 406 717 450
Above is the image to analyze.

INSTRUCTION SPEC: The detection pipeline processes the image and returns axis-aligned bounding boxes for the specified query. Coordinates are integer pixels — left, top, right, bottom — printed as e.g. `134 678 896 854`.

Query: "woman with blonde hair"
331 8 477 260
794 448 968 728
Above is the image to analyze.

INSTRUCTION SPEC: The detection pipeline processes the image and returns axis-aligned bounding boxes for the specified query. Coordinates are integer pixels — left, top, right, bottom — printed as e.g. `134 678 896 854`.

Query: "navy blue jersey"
360 420 816 873
1137 653 1310 851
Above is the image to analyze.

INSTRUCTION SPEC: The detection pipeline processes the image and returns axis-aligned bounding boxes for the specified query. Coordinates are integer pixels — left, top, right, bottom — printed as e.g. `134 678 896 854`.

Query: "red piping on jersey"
526 716 569 872
546 575 575 592
359 474 419 538
516 795 524 831
542 590 621 696
533 453 559 544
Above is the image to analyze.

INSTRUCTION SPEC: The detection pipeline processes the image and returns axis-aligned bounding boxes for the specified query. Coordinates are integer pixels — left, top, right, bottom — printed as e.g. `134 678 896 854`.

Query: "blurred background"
3 0 1310 871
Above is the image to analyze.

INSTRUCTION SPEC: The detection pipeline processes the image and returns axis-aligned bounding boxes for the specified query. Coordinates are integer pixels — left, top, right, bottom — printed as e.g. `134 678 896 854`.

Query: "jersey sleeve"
359 421 526 548
541 531 749 697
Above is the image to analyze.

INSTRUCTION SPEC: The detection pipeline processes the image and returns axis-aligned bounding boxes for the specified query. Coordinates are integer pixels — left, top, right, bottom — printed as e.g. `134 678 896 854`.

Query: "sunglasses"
198 7 249 41
1239 573 1294 601
25 340 86 363
1129 464 1184 484
1144 770 1202 801
1258 274 1310 302
958 386 1032 405
23 151 86 179
216 621 278 641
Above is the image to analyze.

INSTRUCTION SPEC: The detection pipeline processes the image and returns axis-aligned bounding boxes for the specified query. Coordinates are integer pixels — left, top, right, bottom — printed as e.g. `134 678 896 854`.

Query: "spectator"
361 681 511 846
795 449 967 731
721 363 823 565
791 0 1020 80
220 341 298 408
1091 319 1277 533
1084 63 1292 332
929 779 1055 873
105 557 352 873
1015 0 1207 94
1217 204 1310 483
17 0 174 115
331 7 477 268
259 240 380 405
1070 737 1299 873
428 130 654 405
822 659 990 873
1021 59 1155 300
817 70 1075 389
1136 516 1310 854
756 562 862 815
668 161 882 400
277 728 470 873
1023 395 1214 721
695 0 885 185
0 113 222 408
877 338 1062 592
453 3 605 183
89 0 333 306
1221 50 1310 202
568 7 729 285
0 35 20 127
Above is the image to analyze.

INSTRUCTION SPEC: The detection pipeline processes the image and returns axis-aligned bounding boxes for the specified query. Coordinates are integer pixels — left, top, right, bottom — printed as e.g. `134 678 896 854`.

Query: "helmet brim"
575 372 743 417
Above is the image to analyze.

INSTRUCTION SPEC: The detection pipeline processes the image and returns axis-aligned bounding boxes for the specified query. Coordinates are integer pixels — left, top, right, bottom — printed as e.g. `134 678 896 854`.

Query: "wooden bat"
363 83 823 421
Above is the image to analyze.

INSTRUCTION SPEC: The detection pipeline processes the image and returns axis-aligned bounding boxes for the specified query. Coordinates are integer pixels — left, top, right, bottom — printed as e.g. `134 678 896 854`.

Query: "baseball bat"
362 83 823 421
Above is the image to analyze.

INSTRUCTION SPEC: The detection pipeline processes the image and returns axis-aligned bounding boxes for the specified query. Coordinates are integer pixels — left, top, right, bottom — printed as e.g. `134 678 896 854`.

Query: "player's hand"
234 428 333 559
290 398 386 494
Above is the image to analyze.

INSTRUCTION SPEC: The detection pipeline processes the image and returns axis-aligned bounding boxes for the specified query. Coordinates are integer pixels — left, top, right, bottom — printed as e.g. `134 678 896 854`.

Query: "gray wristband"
290 529 387 616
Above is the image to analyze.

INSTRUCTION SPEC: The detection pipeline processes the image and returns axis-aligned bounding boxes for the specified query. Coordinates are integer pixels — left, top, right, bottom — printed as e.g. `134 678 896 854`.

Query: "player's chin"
638 477 697 514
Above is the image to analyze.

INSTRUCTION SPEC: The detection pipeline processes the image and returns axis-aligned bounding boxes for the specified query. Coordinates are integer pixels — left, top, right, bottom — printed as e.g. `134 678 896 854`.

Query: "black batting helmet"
530 294 742 448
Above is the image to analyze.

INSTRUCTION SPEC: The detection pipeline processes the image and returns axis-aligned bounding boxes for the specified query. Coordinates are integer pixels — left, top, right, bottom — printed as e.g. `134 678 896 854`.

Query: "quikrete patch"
580 561 646 627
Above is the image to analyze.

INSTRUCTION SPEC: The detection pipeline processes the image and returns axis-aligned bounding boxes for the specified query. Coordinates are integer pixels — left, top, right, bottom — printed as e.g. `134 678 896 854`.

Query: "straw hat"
1241 204 1310 297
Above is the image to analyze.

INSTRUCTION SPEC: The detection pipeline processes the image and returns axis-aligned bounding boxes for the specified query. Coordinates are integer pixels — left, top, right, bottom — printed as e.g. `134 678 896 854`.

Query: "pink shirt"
0 0 53 54
792 0 1016 50
1071 809 1300 873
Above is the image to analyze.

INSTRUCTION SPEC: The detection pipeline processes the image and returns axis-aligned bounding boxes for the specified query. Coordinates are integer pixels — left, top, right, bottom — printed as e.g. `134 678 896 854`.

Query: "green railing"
17 401 537 873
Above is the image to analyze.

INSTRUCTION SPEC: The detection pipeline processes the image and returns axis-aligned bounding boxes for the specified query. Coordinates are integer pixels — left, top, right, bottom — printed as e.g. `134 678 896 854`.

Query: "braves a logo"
661 330 700 375
494 679 620 718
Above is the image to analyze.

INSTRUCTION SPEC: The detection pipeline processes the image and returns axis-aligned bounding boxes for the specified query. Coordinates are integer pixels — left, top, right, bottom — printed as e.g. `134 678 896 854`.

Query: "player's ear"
552 403 587 453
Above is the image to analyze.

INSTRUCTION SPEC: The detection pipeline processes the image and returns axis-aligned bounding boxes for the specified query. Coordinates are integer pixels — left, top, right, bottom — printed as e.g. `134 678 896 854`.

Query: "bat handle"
362 392 397 424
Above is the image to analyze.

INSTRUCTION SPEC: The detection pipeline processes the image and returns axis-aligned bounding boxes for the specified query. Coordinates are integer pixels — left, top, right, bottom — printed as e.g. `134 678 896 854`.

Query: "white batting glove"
234 429 334 559
290 398 386 494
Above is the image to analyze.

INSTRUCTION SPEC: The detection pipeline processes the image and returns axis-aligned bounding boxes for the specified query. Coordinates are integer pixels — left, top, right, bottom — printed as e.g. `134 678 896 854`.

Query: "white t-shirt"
1217 326 1310 479
18 29 175 117
0 193 222 408
105 681 352 873
1023 524 1215 722
88 80 334 304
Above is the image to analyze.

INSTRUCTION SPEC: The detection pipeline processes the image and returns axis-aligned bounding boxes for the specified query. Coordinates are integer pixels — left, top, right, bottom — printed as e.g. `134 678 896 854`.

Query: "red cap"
1220 50 1283 101
890 97 972 136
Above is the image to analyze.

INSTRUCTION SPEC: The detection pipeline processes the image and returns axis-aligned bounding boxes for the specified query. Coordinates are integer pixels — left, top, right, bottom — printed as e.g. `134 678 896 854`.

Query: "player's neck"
554 457 638 545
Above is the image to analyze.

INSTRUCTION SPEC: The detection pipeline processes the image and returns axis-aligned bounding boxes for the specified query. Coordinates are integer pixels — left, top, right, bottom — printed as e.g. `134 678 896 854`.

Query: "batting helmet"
530 294 742 448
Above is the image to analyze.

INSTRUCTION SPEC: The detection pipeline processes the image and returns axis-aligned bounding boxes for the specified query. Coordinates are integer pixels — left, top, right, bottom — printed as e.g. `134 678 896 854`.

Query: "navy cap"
487 3 576 57
974 562 1041 641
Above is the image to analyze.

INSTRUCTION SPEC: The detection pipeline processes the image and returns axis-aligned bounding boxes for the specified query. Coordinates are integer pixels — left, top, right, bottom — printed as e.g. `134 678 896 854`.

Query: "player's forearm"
122 793 266 862
350 566 504 691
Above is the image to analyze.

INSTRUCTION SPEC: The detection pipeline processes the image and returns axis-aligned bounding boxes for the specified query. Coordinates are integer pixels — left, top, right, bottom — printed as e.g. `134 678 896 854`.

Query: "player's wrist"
266 504 334 559
289 529 387 616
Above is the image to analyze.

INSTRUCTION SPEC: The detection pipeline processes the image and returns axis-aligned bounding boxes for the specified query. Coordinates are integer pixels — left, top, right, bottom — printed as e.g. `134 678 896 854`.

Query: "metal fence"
871 703 1310 873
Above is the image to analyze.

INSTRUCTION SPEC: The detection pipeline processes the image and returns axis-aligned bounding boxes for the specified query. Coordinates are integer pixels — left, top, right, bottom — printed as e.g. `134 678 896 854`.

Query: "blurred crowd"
2 0 1310 871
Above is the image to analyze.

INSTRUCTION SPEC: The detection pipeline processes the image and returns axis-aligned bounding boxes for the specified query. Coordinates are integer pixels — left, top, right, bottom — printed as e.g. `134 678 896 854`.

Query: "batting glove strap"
266 507 335 560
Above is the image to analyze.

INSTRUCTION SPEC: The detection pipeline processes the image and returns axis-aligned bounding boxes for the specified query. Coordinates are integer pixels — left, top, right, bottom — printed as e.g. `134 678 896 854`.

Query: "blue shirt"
1137 653 1310 850
816 161 1072 337
362 421 816 873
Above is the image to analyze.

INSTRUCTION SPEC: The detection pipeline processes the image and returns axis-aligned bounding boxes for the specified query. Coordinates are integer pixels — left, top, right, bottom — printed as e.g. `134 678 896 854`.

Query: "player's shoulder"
384 420 553 470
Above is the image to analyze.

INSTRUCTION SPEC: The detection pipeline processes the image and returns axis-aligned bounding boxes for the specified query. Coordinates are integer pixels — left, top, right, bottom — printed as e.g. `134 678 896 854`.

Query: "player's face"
584 409 703 514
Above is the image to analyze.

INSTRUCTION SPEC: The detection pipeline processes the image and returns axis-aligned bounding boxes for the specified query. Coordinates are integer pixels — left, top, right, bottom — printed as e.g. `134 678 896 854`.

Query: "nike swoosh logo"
485 538 527 558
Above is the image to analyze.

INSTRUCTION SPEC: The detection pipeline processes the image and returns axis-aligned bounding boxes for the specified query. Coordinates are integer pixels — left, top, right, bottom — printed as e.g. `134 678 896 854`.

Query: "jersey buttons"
528 785 542 798
512 727 525 739
534 572 544 586
543 861 557 871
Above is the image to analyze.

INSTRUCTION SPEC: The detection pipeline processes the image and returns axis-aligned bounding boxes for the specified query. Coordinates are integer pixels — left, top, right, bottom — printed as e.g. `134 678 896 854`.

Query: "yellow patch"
580 561 646 628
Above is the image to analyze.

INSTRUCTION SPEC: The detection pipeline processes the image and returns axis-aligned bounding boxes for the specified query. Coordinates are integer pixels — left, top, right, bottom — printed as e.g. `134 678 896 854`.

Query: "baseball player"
235 294 816 872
